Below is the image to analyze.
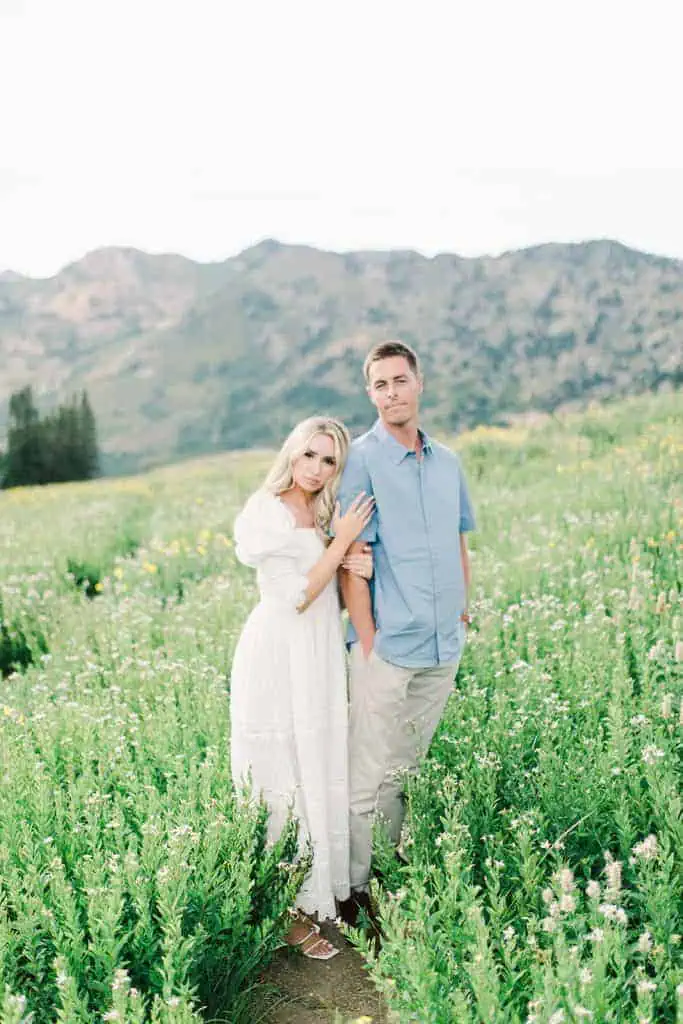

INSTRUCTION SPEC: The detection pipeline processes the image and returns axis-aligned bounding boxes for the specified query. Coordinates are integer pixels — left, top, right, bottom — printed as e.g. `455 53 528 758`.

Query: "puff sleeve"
233 490 310 610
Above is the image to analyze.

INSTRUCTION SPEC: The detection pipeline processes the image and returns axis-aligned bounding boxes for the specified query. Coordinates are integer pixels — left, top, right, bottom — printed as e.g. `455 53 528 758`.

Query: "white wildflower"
632 834 658 861
558 867 574 892
641 745 664 766
637 979 656 995
637 931 653 954
604 855 622 896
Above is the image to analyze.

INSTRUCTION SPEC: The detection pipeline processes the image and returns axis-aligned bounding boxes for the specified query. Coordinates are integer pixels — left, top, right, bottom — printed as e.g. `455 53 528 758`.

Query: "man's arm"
339 543 376 656
459 532 471 624
457 456 476 625
334 447 377 656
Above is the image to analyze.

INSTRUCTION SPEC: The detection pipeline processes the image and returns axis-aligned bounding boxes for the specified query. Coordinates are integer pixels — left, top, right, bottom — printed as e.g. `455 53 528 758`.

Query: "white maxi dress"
229 489 350 920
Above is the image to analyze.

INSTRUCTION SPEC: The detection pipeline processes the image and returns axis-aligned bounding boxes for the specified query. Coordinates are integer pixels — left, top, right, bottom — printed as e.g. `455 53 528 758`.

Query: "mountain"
1 238 681 475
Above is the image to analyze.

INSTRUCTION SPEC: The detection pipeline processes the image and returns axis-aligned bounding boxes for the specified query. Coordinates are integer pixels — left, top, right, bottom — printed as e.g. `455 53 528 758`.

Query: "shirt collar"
371 418 433 464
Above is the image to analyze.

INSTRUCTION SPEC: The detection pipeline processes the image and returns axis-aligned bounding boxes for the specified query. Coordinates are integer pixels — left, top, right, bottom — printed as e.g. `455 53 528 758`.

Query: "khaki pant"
347 642 461 891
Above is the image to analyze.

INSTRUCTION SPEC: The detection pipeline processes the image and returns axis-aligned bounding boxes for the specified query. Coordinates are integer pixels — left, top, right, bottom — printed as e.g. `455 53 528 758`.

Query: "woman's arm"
296 496 374 613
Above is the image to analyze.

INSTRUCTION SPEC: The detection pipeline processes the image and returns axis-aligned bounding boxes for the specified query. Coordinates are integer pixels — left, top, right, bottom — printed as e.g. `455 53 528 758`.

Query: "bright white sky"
2 0 683 277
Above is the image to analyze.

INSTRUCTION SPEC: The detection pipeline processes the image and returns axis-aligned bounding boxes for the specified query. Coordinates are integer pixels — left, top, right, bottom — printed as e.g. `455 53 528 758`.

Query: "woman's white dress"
230 489 350 920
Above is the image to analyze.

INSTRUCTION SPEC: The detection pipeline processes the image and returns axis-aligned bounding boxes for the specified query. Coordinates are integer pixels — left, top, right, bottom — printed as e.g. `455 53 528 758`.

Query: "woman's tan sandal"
283 913 340 961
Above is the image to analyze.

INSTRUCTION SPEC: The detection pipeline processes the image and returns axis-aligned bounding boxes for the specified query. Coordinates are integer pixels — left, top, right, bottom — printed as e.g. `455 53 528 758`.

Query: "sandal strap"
290 925 318 947
302 935 339 959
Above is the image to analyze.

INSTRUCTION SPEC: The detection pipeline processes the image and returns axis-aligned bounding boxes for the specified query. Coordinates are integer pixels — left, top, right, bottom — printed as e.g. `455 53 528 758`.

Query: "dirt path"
251 922 390 1024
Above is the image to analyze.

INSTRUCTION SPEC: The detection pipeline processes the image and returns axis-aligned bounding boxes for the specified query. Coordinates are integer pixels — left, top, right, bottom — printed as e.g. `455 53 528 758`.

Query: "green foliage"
352 395 683 1022
0 392 680 1021
1 387 100 489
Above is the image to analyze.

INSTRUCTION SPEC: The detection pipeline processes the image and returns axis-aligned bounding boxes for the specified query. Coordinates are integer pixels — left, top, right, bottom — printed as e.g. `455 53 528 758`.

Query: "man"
335 339 476 926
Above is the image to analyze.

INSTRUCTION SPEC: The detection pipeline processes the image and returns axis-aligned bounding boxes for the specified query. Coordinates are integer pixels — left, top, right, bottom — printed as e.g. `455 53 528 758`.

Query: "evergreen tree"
1 386 101 489
2 387 43 488
79 390 99 479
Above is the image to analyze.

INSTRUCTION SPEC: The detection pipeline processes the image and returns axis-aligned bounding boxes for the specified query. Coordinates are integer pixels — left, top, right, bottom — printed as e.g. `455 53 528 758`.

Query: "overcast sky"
2 0 683 277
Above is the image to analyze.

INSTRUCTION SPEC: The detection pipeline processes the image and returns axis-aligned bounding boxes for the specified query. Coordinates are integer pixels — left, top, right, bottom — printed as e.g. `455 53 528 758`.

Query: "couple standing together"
230 340 476 959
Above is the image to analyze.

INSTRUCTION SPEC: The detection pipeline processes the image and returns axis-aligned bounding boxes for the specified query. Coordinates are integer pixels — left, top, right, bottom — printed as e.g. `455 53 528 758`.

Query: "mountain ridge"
1 237 681 475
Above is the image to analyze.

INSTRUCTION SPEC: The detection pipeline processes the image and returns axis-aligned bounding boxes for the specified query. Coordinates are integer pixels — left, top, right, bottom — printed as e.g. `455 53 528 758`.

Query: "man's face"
366 355 423 428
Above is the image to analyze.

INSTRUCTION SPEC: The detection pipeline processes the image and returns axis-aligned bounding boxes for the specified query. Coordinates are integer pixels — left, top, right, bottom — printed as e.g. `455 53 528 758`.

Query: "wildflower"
586 880 600 899
166 997 181 1008
641 746 664 766
103 1013 122 1022
542 916 558 933
558 867 575 893
637 931 653 954
661 693 673 719
604 855 622 897
559 894 576 913
112 969 130 991
542 887 555 906
549 1011 565 1024
632 835 658 861
580 968 593 985
637 979 656 995
588 927 605 943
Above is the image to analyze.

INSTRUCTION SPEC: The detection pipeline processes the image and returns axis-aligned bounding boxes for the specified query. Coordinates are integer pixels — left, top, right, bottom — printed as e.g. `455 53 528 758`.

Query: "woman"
230 416 374 960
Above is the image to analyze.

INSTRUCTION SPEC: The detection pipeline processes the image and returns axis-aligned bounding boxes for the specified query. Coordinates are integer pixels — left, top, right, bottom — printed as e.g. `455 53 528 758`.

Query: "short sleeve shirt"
336 419 476 668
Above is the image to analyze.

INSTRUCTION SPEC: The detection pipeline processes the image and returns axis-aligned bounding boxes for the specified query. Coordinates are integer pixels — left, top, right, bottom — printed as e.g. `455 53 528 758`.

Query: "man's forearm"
339 572 376 654
460 533 471 607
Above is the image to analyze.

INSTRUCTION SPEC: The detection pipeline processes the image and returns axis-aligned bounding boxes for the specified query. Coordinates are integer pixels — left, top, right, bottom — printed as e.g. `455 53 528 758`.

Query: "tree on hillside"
1 387 101 489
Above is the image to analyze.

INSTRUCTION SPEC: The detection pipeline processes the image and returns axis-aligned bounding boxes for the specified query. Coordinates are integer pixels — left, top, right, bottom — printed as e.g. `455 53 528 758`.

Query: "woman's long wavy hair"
261 416 350 531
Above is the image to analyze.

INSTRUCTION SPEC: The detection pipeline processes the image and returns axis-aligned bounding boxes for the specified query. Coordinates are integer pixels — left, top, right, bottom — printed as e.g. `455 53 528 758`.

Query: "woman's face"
291 432 338 495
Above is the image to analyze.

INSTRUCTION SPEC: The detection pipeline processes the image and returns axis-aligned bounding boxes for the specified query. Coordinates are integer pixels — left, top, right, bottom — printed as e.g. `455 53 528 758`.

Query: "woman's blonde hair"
261 416 350 530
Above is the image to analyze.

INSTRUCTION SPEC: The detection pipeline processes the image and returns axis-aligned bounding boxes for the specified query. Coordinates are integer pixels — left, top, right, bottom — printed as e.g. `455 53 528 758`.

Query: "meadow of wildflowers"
0 394 681 1023
355 394 683 1023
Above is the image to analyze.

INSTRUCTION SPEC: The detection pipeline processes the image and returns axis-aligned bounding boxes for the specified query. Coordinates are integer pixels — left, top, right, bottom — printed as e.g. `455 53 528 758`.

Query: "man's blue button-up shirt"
336 419 476 668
